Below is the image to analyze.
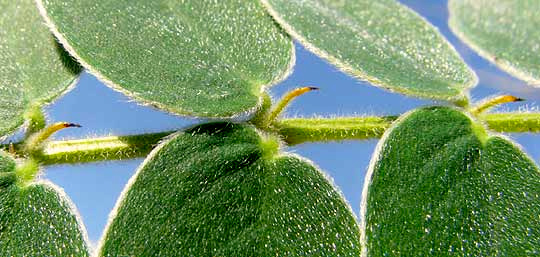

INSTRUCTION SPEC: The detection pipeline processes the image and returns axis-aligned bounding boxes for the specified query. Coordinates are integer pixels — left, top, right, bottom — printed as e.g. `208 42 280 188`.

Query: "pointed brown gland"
25 122 82 153
265 86 319 126
470 95 524 116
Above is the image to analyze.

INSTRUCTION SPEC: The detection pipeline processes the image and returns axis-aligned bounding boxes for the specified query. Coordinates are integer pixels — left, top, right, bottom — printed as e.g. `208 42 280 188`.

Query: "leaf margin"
359 105 540 256
29 180 92 252
0 179 91 256
34 0 297 119
448 0 540 87
260 0 478 103
95 123 362 255
0 0 82 139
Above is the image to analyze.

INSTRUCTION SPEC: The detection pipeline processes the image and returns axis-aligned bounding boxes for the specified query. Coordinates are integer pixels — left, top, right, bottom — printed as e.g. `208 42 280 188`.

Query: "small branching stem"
264 86 318 126
470 95 523 115
25 122 81 152
11 121 82 184
2 113 540 165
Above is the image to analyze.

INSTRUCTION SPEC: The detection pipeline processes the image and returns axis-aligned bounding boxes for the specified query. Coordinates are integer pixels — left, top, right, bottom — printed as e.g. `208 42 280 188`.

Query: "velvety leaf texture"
37 0 294 117
0 0 80 138
0 152 89 256
449 0 540 86
0 151 15 174
362 107 540 256
0 151 16 188
98 123 361 256
262 0 476 102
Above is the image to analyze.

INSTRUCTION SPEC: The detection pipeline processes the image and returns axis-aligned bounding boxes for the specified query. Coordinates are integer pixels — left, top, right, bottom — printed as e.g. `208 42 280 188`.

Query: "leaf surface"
0 0 80 138
37 0 293 117
449 0 540 86
98 123 361 256
0 151 89 256
262 0 476 102
361 107 540 256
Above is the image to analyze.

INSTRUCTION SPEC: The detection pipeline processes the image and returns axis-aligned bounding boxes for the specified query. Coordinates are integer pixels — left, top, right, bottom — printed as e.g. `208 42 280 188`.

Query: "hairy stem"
2 112 540 165
275 116 397 145
482 112 540 133
277 112 540 145
32 131 172 165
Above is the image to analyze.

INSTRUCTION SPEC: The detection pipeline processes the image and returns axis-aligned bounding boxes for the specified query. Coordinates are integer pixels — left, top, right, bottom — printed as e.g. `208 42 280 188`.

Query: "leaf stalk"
2 112 540 165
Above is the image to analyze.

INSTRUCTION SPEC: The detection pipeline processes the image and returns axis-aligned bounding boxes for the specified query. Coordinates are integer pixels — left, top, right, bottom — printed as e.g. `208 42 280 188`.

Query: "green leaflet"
0 151 15 174
98 123 361 256
0 151 16 188
37 1 293 118
361 107 540 256
0 0 81 138
0 184 90 256
0 151 89 256
262 0 476 103
449 0 540 86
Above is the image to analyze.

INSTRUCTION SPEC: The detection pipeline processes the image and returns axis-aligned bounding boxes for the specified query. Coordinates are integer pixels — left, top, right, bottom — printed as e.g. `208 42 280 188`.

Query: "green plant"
1 0 539 256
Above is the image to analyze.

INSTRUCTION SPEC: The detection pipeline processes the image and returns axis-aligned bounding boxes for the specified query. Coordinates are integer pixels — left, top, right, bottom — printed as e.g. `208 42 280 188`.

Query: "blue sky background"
6 0 539 247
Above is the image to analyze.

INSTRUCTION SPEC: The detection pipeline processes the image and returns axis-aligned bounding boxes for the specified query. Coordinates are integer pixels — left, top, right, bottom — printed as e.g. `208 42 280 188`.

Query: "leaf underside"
449 0 540 86
0 151 89 256
38 0 294 118
99 123 361 256
363 107 540 256
0 0 80 138
262 0 476 102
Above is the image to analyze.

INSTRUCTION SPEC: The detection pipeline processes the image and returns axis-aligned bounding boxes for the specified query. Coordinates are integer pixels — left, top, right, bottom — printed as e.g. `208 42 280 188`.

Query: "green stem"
275 116 397 145
277 112 540 145
32 131 172 165
2 112 540 165
483 112 540 133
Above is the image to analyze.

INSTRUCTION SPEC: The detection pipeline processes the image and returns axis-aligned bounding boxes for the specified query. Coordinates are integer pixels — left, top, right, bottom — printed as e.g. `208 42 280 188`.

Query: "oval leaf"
449 0 540 86
0 0 81 138
97 123 361 256
36 1 294 118
261 0 477 102
0 152 89 256
361 107 540 256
